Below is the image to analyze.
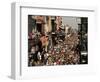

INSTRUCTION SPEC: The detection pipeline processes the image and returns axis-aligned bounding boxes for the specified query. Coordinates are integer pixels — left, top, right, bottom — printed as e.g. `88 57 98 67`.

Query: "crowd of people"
28 26 80 66
28 16 88 66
